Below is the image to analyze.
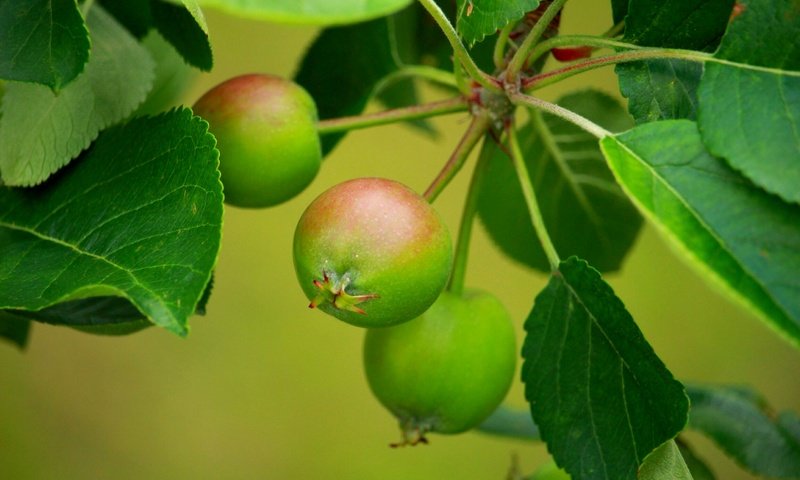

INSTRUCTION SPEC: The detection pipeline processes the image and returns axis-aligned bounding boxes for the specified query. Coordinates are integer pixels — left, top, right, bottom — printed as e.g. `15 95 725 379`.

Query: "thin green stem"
493 21 517 70
510 92 610 139
378 65 459 90
417 0 502 93
525 34 644 68
316 97 468 135
603 20 625 38
506 0 568 82
423 113 491 203
508 123 560 271
447 135 492 296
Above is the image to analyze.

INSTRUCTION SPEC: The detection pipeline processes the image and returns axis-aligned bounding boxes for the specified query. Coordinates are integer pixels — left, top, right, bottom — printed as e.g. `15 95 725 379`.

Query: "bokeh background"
1 2 798 479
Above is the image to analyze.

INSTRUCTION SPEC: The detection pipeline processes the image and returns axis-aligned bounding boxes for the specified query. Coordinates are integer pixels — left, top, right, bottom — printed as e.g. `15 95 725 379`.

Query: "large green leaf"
454 0 540 46
8 297 151 335
600 120 800 347
638 441 693 480
676 441 716 480
295 16 406 154
197 0 413 25
478 90 640 273
615 0 732 123
0 6 154 186
0 0 90 90
687 385 800 477
134 31 198 116
0 108 222 336
697 0 800 205
522 256 688 480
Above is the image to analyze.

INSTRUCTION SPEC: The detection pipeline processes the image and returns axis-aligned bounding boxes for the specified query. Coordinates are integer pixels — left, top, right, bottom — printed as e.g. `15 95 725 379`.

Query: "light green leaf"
455 0 539 46
134 31 197 116
180 0 209 33
0 109 223 336
197 0 413 25
478 90 640 273
687 384 800 477
697 0 800 204
0 6 154 186
676 441 716 480
0 0 90 90
600 120 800 347
639 441 693 480
522 256 689 480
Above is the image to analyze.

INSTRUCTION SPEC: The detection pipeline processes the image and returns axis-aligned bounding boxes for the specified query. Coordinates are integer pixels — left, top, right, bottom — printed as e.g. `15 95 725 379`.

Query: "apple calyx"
390 420 431 448
308 270 378 314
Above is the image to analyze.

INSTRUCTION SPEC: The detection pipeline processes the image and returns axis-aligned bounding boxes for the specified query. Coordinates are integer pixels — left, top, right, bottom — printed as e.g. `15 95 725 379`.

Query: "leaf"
478 90 641 273
611 0 628 24
600 120 800 347
454 0 540 46
151 0 212 71
522 256 689 480
99 0 152 38
615 0 733 123
0 6 155 186
0 312 31 349
8 297 151 335
295 16 405 155
687 384 800 477
697 0 800 204
638 441 693 480
0 0 90 90
0 108 223 336
134 31 197 116
676 440 716 480
196 0 413 25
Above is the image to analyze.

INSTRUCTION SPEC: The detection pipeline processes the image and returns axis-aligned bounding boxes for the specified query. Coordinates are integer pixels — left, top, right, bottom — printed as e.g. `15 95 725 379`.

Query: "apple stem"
507 122 561 271
316 97 468 135
423 113 491 203
447 136 492 296
505 0 568 83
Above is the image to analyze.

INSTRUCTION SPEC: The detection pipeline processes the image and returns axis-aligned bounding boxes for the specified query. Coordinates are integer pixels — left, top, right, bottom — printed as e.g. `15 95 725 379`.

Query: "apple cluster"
193 74 517 446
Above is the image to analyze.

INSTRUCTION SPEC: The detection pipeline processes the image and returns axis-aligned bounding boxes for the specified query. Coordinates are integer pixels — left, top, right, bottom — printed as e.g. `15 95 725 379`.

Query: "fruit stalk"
423 113 491 203
316 97 468 135
505 0 568 82
507 124 561 271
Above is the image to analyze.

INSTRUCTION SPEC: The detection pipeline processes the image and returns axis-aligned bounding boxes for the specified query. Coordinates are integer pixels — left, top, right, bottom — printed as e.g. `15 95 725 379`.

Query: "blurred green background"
1 2 799 479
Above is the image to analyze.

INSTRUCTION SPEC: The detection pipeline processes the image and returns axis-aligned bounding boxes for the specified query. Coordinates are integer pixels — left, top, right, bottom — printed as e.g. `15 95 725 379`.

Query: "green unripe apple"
363 289 517 445
192 73 321 208
293 177 452 327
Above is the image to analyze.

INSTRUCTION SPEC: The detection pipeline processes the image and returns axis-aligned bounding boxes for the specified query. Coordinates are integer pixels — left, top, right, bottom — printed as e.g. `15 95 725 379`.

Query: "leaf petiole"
510 92 610 139
507 122 561 271
505 0 568 82
316 97 468 135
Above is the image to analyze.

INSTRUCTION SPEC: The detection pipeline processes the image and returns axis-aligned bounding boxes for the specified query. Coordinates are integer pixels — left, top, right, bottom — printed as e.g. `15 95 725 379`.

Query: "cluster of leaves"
1 0 798 479
0 0 220 342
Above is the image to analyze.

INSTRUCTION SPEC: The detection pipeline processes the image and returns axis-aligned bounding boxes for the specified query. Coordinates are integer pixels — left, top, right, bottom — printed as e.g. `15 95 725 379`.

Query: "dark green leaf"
0 311 31 348
0 108 223 336
99 0 152 38
8 297 151 335
0 6 154 186
455 0 540 46
687 384 800 477
151 0 212 71
697 0 800 204
522 256 689 480
638 441 693 480
600 120 800 347
295 17 404 154
478 90 640 273
676 440 716 480
611 0 628 24
0 0 90 90
616 0 733 123
196 0 413 25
